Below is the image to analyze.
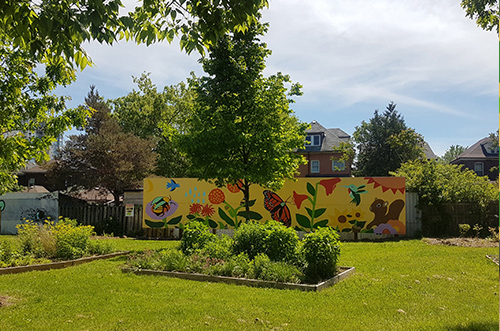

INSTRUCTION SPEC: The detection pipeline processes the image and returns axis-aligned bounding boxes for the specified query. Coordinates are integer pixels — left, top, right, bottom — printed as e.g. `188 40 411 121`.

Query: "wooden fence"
421 201 499 237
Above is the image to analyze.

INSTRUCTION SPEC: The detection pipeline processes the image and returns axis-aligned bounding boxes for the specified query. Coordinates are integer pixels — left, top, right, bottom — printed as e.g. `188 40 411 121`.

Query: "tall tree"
438 145 467 164
180 22 307 220
46 88 156 205
461 0 499 34
112 73 194 177
352 102 425 176
0 0 267 194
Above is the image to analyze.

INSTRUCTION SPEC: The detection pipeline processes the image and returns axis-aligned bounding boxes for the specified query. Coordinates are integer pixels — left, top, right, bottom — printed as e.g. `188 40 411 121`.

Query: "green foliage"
352 102 425 176
302 227 341 282
0 0 267 195
461 0 499 33
199 235 233 260
112 73 195 177
263 221 300 262
472 224 484 238
180 221 216 255
458 224 471 237
232 221 268 259
180 22 307 217
391 160 497 207
13 218 114 263
438 145 467 164
46 87 157 205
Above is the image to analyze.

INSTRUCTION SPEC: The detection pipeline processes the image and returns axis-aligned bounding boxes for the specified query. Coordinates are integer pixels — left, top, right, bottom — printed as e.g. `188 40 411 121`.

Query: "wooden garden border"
0 251 129 275
122 266 355 292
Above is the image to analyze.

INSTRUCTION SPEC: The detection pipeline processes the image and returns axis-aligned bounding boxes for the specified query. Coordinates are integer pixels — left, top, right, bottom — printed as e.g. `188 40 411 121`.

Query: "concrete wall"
0 192 59 234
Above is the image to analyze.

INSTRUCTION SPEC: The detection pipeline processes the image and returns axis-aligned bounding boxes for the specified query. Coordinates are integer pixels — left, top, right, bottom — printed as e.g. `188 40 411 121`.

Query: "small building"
295 121 351 177
451 137 499 181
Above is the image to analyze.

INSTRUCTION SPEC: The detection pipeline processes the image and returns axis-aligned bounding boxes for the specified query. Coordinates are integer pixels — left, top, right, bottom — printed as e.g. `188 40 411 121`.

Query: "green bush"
180 221 216 254
302 227 341 282
263 220 299 262
157 249 189 272
87 239 114 256
252 253 271 279
260 261 302 284
53 220 95 260
200 234 233 260
0 239 14 264
232 222 268 259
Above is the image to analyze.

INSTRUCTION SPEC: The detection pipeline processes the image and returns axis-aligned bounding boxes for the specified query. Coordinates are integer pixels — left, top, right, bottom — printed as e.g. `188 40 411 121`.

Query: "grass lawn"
0 237 497 330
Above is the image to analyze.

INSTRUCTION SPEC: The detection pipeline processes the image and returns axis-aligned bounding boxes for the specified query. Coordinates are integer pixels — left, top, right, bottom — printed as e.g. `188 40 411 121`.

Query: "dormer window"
306 134 321 146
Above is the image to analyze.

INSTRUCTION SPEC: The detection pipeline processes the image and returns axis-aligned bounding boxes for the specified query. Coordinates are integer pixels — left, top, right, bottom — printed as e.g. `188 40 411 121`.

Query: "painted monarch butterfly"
263 190 291 227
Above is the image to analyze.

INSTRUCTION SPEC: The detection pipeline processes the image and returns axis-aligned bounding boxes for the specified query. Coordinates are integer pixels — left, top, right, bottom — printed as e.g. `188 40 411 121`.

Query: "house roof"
301 120 350 152
451 137 499 162
423 142 437 160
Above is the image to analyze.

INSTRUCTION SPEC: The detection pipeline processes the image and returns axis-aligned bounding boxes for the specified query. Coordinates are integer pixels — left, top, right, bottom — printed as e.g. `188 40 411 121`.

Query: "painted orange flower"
189 203 203 215
319 178 341 196
201 204 215 217
208 188 225 204
293 191 308 209
227 183 241 193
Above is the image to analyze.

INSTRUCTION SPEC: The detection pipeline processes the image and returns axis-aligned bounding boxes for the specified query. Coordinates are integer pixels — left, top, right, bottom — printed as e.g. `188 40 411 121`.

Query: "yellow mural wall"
143 177 406 235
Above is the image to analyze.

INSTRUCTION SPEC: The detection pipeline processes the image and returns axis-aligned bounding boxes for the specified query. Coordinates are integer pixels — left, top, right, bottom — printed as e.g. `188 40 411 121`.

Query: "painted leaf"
208 219 218 229
357 221 367 229
145 219 165 228
305 207 313 218
306 182 316 196
296 213 311 228
313 219 329 228
247 199 256 207
341 228 352 232
218 208 235 226
237 211 263 220
166 215 182 225
314 208 326 218
186 214 196 220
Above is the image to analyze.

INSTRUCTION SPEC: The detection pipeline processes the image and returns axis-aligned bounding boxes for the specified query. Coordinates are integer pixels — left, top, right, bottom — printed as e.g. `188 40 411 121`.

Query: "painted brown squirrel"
366 198 405 229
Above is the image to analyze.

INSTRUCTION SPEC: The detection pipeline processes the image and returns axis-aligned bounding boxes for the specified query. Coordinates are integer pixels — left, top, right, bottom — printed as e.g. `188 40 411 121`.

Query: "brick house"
296 121 351 177
450 137 499 181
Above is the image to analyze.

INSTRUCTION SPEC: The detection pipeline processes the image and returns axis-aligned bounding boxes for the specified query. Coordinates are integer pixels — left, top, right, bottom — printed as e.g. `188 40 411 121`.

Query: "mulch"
423 237 499 248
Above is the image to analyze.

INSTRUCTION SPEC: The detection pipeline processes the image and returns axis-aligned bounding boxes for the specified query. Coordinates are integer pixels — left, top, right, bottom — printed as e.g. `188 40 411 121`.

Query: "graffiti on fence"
143 177 406 234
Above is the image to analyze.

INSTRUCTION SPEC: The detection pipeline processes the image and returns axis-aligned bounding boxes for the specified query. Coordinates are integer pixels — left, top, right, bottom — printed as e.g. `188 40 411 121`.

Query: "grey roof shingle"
452 137 499 161
302 120 350 152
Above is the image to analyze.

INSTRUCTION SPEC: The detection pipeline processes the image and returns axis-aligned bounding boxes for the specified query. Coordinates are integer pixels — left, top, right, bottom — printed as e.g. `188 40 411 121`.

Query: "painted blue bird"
343 184 367 206
166 179 180 192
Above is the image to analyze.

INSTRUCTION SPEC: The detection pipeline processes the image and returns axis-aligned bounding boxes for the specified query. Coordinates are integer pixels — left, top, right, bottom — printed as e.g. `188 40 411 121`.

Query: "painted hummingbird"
343 184 367 206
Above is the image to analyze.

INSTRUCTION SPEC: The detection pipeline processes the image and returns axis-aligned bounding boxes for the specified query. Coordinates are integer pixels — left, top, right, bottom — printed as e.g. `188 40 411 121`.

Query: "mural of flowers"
187 202 218 228
189 203 203 215
144 196 182 228
319 178 341 196
208 188 225 205
374 223 398 235
201 204 215 218
331 208 371 237
294 182 329 231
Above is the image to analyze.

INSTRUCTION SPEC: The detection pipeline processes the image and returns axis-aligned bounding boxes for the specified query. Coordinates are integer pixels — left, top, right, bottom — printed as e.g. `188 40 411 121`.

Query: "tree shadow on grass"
446 322 499 331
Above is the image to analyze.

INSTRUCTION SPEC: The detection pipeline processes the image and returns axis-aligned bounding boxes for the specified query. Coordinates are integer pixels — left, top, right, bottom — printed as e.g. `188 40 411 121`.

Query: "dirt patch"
423 237 499 248
0 295 14 308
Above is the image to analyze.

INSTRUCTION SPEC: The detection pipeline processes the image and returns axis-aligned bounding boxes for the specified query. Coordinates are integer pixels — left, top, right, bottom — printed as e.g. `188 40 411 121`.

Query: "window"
332 160 345 171
474 162 484 176
311 160 320 173
305 134 321 146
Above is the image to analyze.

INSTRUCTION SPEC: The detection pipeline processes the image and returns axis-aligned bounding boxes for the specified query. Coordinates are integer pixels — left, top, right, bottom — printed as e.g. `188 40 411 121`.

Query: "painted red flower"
227 183 241 193
189 203 203 215
319 178 341 196
201 204 215 217
293 191 308 209
208 188 225 204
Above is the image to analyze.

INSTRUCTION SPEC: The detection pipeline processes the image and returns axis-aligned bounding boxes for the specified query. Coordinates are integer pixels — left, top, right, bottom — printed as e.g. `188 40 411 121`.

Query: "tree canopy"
461 0 499 34
352 102 425 177
46 87 156 205
179 22 307 219
438 145 467 164
0 0 267 194
112 73 194 177
391 160 497 208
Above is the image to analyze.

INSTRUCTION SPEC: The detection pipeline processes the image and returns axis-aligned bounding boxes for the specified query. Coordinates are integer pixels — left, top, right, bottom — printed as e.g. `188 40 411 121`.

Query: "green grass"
0 237 497 330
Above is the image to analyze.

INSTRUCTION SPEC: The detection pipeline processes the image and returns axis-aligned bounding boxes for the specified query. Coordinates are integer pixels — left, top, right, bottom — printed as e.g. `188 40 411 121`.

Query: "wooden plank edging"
122 266 355 292
0 251 129 275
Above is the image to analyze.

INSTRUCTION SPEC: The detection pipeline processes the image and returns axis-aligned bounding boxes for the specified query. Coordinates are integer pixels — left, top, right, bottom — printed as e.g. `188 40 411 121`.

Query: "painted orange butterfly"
263 190 291 227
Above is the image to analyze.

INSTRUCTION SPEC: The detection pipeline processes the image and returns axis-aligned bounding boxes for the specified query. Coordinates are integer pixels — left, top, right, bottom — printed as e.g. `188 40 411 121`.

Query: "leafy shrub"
252 253 271 279
157 249 189 272
260 261 302 284
180 221 216 254
302 227 341 282
200 234 233 260
87 239 114 256
0 239 14 264
52 220 95 260
127 250 159 270
17 221 47 258
232 222 267 259
263 220 299 262
458 224 471 237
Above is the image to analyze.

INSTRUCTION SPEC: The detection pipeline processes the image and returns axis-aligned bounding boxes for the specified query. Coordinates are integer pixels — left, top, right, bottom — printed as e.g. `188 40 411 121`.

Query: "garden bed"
122 265 355 292
0 251 129 275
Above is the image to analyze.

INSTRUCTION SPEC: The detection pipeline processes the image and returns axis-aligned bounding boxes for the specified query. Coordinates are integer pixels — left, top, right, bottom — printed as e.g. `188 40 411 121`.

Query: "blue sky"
56 0 499 157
